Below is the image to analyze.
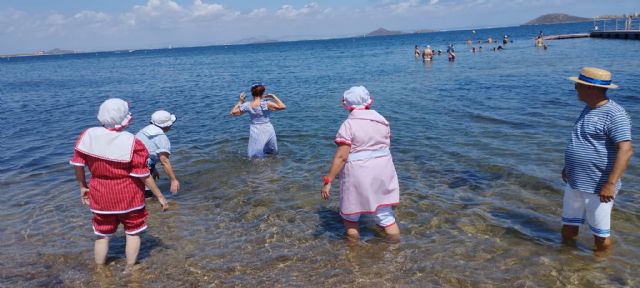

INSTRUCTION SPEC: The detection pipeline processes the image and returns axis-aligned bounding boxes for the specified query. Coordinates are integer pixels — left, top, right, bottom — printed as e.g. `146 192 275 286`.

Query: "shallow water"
1 22 640 286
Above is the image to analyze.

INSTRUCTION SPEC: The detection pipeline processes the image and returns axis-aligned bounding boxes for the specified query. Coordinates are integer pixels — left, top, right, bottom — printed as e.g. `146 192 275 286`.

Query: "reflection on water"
1 22 639 286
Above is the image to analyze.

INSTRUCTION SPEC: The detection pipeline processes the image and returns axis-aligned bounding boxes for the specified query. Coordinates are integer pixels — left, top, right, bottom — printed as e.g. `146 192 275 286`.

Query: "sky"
0 0 637 54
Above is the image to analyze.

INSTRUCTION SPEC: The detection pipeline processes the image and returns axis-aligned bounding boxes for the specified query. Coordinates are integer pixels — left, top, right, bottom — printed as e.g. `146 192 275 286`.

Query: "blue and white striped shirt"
564 100 632 194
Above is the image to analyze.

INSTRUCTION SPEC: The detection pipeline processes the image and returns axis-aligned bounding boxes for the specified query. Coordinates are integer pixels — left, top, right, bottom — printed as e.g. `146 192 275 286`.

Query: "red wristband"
323 176 331 185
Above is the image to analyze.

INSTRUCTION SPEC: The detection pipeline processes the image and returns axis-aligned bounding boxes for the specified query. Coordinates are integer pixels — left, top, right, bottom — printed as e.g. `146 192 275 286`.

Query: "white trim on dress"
69 161 85 166
129 172 150 178
126 225 148 235
90 204 146 215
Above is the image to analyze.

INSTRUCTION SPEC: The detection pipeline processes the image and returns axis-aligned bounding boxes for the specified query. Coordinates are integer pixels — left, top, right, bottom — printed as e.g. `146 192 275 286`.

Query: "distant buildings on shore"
1 48 77 59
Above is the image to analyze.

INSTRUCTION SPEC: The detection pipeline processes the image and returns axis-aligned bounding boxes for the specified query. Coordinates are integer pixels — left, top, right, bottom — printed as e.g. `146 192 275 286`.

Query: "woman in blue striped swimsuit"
230 84 286 157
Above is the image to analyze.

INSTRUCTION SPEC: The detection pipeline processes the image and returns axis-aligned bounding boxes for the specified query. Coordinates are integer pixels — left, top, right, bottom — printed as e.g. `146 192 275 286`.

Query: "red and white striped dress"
70 127 150 214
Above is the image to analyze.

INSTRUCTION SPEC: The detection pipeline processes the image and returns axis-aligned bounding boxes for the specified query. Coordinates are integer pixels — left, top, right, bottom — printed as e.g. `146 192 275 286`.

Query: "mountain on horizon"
523 13 591 25
366 28 403 37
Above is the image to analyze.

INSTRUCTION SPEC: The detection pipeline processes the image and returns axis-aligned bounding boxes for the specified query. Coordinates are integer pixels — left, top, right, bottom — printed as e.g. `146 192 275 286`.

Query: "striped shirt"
564 100 632 194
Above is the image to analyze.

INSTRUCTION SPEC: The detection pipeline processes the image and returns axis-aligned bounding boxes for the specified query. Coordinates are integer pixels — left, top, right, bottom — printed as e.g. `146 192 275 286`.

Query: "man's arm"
599 140 633 203
159 152 179 194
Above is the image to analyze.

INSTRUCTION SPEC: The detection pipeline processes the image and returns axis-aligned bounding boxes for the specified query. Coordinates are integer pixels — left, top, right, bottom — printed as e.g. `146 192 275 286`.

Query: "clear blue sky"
1 0 637 54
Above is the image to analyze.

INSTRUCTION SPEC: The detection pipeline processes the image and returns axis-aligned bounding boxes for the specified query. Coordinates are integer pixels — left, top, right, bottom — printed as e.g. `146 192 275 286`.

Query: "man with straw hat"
562 67 633 254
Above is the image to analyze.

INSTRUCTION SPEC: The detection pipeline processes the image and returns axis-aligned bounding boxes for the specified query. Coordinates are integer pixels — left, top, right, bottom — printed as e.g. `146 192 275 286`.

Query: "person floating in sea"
136 110 180 197
497 45 504 51
423 45 433 62
487 37 493 44
471 47 476 53
414 45 421 58
321 86 400 242
230 83 286 158
503 35 509 45
543 44 548 50
70 98 168 270
562 67 633 256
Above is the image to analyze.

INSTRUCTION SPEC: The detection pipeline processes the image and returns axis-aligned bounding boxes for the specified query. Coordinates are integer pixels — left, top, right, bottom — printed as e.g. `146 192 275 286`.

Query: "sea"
1 21 639 286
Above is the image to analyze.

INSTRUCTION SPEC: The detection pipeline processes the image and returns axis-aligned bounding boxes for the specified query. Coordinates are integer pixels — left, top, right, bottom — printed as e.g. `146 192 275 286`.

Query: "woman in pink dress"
70 98 168 269
321 86 400 241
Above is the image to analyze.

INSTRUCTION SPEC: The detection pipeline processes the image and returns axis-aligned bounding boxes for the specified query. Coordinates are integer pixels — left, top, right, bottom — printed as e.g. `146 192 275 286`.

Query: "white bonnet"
151 110 177 128
342 86 373 111
97 98 132 130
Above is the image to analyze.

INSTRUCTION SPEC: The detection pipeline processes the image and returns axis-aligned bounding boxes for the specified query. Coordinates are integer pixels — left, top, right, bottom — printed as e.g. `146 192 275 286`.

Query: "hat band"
578 74 611 86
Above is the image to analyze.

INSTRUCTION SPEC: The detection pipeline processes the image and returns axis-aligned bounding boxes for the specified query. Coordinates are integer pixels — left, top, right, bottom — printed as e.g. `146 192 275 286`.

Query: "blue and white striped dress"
564 100 632 194
240 100 278 157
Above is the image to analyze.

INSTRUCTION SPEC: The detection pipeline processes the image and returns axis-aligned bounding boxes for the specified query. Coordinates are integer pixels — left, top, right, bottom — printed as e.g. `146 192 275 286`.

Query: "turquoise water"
1 22 639 286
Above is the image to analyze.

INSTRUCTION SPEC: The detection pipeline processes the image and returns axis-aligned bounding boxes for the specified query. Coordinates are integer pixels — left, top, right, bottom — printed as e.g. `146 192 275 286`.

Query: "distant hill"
366 28 403 37
524 13 590 25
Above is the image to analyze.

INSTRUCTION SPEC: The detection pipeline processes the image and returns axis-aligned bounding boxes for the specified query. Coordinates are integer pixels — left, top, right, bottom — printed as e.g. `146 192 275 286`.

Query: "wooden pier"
543 33 589 40
590 31 640 40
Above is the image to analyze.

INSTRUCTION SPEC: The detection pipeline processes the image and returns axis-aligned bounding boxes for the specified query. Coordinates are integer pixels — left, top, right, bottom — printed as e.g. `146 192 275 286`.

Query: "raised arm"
230 92 246 116
265 94 286 111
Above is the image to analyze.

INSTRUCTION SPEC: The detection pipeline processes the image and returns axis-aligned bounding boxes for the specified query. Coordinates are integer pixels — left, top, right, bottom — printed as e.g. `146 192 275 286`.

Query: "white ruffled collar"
76 127 135 162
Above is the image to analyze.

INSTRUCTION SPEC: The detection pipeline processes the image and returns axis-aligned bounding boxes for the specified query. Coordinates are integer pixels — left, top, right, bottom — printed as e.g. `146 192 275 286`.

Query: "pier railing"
593 17 639 32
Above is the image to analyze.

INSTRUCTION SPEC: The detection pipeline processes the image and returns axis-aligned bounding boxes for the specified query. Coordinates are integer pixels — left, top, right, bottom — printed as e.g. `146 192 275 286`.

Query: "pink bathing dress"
334 110 400 216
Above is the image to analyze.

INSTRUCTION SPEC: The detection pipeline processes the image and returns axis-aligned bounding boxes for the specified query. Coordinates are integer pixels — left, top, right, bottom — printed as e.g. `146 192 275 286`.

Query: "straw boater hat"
569 67 618 89
342 86 373 111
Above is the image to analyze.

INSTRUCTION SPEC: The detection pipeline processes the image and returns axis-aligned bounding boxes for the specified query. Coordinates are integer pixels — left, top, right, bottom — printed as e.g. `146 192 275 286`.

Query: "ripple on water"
1 22 639 286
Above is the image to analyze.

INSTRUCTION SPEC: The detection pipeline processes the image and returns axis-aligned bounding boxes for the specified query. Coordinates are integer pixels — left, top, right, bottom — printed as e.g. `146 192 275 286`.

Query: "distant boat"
128 49 136 53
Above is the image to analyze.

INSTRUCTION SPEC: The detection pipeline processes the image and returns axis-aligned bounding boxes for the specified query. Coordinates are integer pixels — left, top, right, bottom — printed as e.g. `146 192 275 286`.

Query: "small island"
366 28 403 37
523 13 591 25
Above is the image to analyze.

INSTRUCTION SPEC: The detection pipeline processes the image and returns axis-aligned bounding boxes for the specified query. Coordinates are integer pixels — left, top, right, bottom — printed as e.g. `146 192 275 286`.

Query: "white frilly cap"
342 86 373 111
97 98 132 130
151 110 177 128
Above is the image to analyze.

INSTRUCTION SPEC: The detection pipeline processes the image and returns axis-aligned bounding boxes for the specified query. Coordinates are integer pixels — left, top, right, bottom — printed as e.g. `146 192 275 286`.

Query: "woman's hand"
80 187 90 205
321 182 331 200
157 195 169 211
239 92 246 102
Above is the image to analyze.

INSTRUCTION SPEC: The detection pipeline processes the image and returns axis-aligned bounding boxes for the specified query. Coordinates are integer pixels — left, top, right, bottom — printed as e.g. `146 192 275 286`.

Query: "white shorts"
341 206 396 228
561 184 614 237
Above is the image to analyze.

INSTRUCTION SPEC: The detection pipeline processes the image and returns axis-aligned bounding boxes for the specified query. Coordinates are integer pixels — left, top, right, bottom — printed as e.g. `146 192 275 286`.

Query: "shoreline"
1 21 594 59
